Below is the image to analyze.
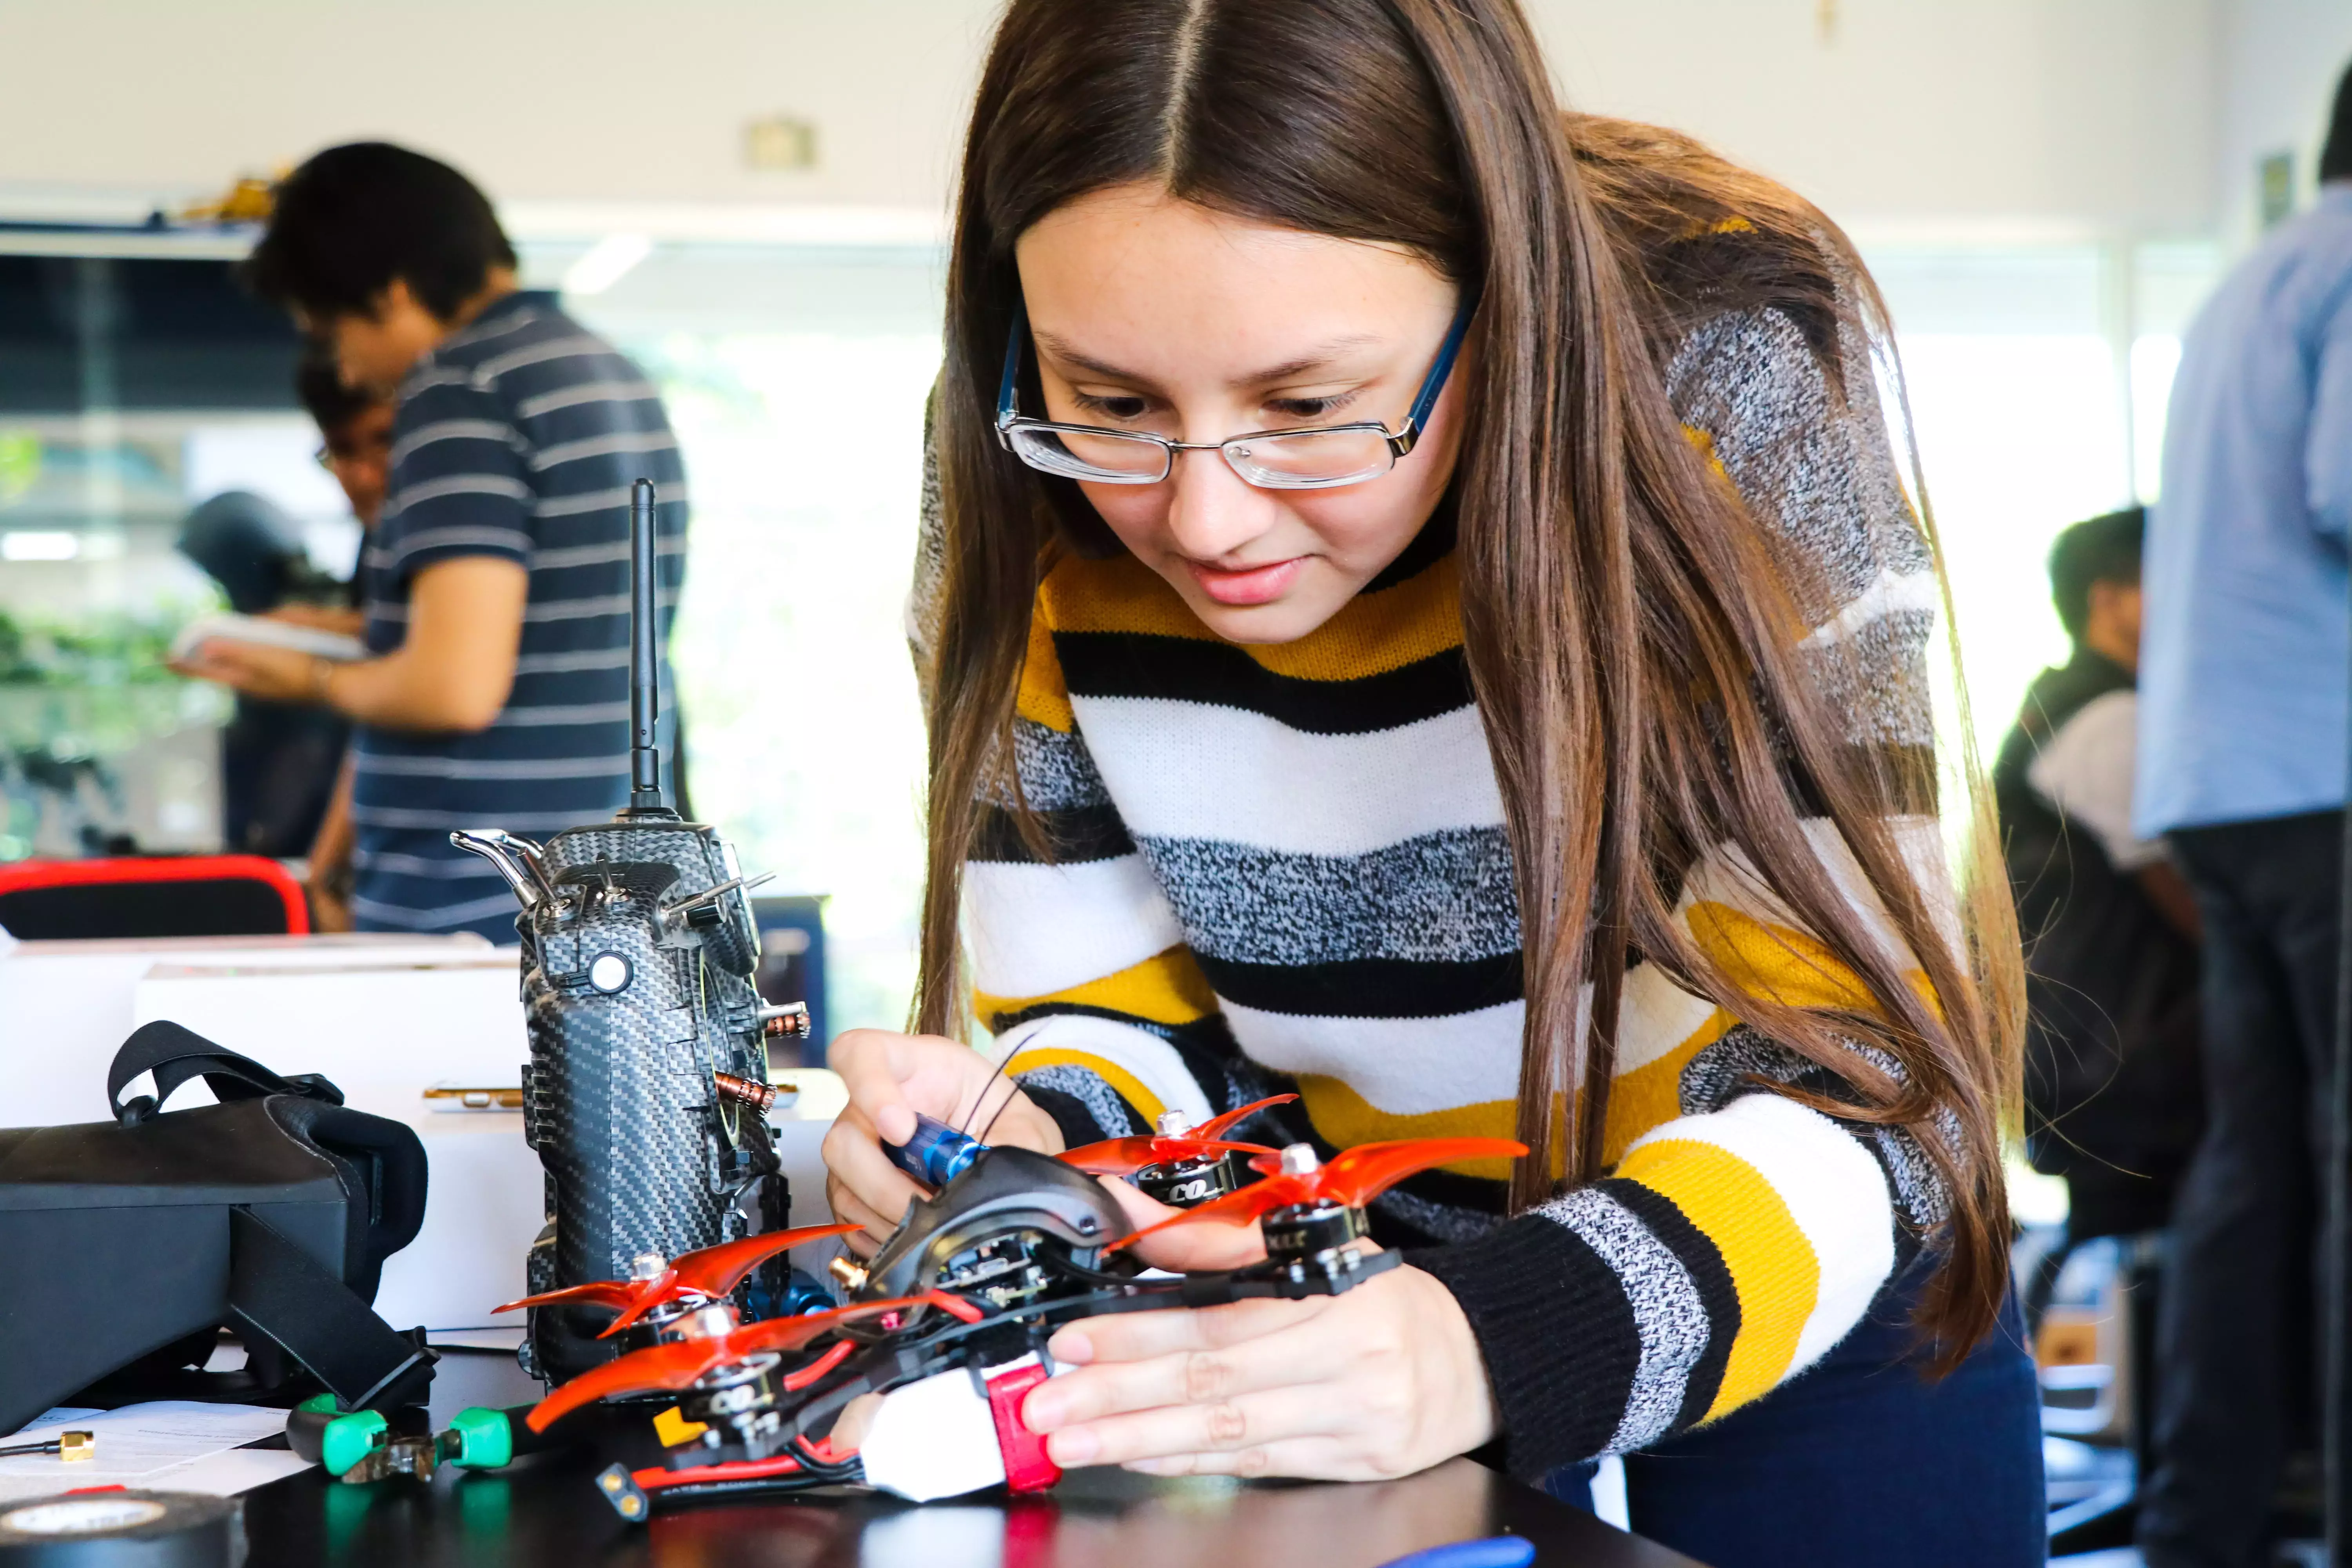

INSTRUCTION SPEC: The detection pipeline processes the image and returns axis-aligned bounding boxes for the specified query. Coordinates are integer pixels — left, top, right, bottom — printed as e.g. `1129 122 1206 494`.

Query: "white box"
130 952 537 1332
1 934 844 1337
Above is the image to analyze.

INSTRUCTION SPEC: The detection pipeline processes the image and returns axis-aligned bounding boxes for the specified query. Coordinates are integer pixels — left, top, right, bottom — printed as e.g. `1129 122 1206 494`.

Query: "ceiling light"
1 531 78 561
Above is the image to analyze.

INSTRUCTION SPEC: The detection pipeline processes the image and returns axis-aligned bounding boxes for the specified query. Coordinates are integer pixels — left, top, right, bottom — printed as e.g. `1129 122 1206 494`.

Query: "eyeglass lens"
1007 424 1395 489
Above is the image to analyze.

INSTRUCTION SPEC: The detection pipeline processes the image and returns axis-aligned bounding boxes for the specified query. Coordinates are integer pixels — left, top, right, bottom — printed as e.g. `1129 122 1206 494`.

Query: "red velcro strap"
984 1362 1062 1494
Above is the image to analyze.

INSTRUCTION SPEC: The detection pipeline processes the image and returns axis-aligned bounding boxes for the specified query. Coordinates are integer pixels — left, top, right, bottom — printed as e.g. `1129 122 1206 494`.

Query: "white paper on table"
7 1409 100 1434
0 1402 308 1503
136 1448 314 1498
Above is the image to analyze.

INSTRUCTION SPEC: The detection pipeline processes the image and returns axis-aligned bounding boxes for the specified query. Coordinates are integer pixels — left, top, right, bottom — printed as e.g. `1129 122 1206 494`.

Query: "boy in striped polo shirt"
183 143 686 942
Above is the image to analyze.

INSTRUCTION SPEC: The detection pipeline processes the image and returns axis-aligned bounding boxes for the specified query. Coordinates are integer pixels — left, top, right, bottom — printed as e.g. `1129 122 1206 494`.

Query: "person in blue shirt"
2135 63 2352 1568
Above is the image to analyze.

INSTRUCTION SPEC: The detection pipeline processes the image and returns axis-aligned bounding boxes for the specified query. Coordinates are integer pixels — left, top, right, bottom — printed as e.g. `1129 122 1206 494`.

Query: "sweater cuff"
1408 1212 1642 1483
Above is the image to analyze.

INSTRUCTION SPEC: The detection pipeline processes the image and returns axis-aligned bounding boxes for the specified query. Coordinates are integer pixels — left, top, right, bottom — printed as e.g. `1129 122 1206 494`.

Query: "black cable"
959 1044 1019 1141
2329 601 2351 1566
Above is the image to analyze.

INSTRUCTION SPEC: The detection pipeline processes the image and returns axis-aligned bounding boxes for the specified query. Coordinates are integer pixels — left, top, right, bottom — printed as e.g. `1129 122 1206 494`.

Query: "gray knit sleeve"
1664 303 1938 754
906 377 949 716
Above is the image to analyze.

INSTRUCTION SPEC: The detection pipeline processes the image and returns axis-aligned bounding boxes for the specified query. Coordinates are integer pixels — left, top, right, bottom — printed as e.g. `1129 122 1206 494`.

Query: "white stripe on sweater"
1798 562 1940 648
966 854 1185 1001
1615 960 1725 1076
1219 996 1524 1115
1070 696 1504 857
1624 1091 1894 1373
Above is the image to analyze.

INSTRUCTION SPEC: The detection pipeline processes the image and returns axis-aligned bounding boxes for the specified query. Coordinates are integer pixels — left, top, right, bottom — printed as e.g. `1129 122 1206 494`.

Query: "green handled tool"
287 1397 517 1484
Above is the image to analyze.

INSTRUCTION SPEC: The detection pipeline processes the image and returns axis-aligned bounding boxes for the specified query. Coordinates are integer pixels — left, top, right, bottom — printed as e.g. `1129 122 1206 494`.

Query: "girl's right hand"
821 1028 1065 1255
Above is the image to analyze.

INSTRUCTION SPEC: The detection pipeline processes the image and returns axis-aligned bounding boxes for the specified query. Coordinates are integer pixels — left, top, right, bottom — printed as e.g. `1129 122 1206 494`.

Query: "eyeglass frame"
992 290 1480 490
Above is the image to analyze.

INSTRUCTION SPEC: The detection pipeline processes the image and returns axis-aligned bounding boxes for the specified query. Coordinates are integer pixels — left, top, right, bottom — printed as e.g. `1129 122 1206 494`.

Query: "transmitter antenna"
626 477 667 814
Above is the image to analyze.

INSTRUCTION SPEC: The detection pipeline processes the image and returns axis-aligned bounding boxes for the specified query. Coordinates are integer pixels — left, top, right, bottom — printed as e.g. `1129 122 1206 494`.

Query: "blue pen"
883 1112 988 1188
1374 1537 1537 1568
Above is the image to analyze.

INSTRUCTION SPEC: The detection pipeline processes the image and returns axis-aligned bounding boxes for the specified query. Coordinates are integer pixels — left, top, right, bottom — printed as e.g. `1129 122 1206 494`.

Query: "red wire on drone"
634 1453 807 1492
780 1338 857 1392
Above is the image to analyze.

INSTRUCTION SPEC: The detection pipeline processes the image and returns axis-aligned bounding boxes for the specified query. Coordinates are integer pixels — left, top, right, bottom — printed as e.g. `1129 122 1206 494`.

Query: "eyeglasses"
316 436 390 472
994 292 1478 490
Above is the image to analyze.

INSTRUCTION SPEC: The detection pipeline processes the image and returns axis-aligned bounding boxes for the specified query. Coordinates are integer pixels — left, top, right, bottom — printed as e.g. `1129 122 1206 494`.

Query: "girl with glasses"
822 4 2036 1563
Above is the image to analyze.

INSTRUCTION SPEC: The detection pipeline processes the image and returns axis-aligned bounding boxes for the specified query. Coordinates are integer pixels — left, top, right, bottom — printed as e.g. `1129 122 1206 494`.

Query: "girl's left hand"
1019 1185 1497 1481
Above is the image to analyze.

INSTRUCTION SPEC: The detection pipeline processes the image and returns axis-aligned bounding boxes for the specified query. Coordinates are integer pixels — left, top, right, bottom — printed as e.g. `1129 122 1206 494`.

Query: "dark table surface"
234 1349 1710 1568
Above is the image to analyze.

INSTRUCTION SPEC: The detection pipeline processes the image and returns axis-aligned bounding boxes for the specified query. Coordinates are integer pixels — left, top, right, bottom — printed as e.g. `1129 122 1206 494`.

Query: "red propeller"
492 1221 862 1334
1102 1137 1528 1255
525 1290 980 1433
1056 1093 1300 1177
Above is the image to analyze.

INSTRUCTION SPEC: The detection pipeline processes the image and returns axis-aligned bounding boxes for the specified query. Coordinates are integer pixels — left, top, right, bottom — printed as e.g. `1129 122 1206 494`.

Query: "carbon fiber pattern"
509 817 772 1381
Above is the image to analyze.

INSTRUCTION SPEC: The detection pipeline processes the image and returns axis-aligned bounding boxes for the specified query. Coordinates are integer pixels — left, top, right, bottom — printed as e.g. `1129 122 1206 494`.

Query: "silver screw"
1278 1144 1320 1177
1155 1109 1191 1136
630 1252 666 1281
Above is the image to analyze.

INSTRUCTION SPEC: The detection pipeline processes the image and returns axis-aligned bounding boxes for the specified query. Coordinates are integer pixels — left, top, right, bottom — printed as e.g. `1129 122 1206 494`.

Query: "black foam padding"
0 878 292 939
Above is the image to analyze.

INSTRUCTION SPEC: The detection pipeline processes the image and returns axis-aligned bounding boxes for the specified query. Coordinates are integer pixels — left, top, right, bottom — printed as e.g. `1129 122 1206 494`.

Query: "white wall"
1534 0 2218 240
0 0 1000 220
0 0 2232 241
2212 0 2352 245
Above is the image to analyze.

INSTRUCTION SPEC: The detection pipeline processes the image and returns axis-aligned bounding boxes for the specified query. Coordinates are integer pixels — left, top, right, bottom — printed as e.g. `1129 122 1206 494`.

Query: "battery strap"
226 1207 437 1412
982 1361 1061 1494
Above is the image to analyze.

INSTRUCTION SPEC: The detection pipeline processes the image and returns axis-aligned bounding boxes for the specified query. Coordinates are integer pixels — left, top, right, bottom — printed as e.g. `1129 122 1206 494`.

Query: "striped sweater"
915 299 1952 1480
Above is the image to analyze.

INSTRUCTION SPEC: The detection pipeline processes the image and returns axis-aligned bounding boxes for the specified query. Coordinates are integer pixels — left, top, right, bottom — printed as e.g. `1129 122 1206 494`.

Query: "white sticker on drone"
859 1354 1058 1503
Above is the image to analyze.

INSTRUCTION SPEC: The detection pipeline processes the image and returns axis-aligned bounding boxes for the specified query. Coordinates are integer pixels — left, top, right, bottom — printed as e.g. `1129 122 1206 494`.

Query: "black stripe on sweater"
1053 632 1474 736
1602 1176 1742 1434
972 802 1134 865
1193 950 1523 1019
1408 1217 1642 1482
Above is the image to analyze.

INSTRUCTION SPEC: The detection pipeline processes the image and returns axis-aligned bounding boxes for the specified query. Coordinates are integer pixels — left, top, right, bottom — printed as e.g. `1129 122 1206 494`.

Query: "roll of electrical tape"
0 1491 235 1568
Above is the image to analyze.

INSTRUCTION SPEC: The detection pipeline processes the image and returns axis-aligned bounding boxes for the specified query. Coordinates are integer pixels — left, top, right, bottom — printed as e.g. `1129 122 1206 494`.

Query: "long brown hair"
917 0 2024 1366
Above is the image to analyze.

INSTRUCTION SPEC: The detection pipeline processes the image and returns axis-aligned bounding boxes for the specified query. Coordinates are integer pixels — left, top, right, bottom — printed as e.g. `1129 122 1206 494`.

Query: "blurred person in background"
284 350 392 930
1998 507 2201 1251
177 142 687 944
2133 63 2352 1568
172 348 389 867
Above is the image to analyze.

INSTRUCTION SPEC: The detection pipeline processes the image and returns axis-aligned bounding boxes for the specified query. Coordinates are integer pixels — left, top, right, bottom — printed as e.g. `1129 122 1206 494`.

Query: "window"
550 241 946 1035
1866 240 2220 760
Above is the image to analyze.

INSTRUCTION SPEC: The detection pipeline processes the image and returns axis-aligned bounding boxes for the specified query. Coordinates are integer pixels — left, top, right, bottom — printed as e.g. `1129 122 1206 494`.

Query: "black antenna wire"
960 1044 1019 1141
626 477 666 813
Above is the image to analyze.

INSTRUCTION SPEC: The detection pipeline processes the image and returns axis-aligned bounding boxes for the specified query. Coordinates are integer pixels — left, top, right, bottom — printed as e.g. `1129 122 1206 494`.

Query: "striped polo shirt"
350 291 685 942
918 291 1961 1479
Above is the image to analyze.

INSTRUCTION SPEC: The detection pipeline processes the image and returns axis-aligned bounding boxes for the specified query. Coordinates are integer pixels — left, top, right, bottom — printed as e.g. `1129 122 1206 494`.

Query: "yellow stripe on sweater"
1601 1007 1737 1169
1616 1136 1819 1421
1292 1074 1520 1181
1040 552 1464 681
1016 609 1076 732
1688 898 1938 1019
1688 900 1880 1012
976 946 1217 1035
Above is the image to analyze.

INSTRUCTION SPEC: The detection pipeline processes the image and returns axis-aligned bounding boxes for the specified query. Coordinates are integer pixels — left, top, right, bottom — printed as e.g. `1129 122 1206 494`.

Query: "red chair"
0 856 309 940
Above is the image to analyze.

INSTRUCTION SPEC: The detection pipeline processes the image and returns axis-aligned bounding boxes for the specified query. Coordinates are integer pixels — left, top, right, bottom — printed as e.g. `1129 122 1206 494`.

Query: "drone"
506 1092 1526 1517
